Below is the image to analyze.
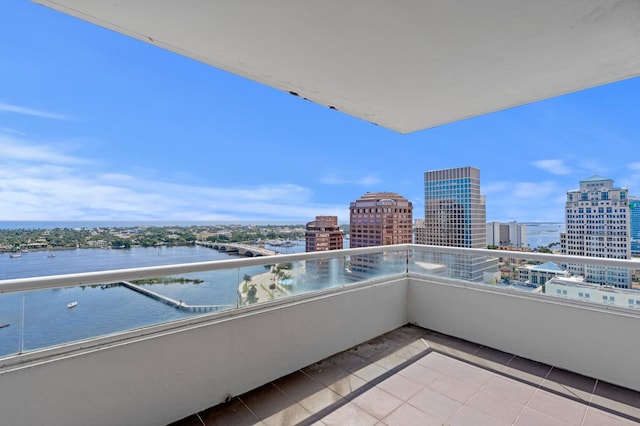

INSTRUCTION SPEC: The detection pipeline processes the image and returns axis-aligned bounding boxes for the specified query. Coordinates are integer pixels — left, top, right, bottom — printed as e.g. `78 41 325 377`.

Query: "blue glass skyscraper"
630 197 640 256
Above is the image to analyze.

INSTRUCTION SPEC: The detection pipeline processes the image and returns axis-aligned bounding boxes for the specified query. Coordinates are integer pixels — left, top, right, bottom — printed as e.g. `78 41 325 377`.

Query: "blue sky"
1 1 639 224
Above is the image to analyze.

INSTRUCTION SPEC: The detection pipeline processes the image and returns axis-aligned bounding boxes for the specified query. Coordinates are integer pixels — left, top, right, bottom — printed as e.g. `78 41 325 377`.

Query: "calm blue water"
0 222 559 357
0 246 273 356
525 222 564 248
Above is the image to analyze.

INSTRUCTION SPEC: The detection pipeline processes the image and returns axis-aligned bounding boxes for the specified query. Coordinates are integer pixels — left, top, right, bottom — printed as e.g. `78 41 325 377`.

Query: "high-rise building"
630 197 640 257
304 216 344 286
422 166 497 281
560 176 631 288
349 192 413 247
486 221 527 248
305 216 343 252
349 192 412 275
414 219 427 245
423 167 486 248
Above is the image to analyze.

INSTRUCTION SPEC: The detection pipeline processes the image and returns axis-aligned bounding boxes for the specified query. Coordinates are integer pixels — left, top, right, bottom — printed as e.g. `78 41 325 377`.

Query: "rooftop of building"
522 261 566 273
581 175 612 183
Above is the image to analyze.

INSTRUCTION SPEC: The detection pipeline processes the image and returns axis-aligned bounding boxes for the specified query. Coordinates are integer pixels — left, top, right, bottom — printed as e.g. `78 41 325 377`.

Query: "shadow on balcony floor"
170 324 640 425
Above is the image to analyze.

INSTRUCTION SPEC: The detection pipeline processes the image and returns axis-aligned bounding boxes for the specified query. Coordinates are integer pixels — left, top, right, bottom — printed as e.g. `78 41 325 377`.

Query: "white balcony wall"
408 274 640 393
0 278 407 426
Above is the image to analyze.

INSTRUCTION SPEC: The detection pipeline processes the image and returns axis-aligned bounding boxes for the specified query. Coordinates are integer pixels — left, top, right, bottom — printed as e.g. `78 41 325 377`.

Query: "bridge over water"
196 242 277 257
120 281 234 313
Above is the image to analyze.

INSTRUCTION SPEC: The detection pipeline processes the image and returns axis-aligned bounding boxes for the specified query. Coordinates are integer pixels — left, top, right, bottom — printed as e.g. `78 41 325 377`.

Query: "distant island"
0 224 315 253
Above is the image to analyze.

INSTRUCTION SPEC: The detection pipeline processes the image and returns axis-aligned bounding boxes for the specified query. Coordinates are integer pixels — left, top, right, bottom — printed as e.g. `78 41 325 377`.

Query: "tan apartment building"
349 192 413 247
305 216 343 252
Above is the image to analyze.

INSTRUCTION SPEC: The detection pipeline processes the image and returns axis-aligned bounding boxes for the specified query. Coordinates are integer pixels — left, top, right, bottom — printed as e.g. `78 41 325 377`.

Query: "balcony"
1 245 639 425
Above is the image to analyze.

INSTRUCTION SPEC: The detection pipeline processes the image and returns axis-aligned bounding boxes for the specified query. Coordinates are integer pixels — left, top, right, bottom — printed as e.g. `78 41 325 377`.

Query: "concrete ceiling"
33 0 640 133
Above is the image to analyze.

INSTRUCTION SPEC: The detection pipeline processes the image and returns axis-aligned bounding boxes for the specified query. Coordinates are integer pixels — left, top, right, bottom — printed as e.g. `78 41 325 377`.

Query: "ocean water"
525 222 564 248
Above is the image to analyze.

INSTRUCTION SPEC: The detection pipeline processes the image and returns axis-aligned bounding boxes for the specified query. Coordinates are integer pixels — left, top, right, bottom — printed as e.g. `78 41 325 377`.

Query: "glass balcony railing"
1 245 638 360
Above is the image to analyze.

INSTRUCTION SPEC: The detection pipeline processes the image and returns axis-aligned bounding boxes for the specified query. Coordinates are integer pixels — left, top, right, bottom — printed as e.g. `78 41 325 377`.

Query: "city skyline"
2 1 640 224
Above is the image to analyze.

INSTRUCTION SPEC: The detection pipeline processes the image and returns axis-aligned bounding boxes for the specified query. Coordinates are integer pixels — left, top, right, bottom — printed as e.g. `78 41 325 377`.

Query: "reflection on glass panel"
409 248 499 284
546 267 639 308
347 250 406 282
0 292 24 357
238 258 349 305
3 246 637 358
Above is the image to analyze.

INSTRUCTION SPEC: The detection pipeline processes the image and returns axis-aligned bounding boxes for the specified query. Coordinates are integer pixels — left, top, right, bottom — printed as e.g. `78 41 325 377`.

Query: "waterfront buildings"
349 192 413 248
486 221 527 248
560 176 631 288
305 216 343 252
349 192 412 275
517 261 569 286
422 166 497 281
631 196 640 257
305 216 344 283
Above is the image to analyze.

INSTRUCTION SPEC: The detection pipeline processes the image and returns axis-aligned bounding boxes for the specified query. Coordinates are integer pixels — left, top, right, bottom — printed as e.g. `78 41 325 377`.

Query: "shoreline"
237 270 291 305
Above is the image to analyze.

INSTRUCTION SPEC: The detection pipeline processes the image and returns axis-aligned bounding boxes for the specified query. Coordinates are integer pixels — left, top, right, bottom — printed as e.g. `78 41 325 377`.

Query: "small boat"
47 253 56 258
0 324 9 329
10 254 21 259
67 301 78 309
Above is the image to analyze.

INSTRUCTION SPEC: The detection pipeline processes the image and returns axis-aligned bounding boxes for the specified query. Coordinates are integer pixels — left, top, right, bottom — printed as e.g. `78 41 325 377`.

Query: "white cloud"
628 162 640 172
532 159 571 175
484 180 565 222
0 102 73 120
512 181 559 199
481 182 509 194
320 173 381 186
0 136 346 221
0 134 90 165
618 162 640 193
356 175 382 185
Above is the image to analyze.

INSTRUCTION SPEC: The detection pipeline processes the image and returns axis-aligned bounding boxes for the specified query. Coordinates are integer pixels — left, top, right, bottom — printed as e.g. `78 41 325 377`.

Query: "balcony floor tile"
169 325 640 426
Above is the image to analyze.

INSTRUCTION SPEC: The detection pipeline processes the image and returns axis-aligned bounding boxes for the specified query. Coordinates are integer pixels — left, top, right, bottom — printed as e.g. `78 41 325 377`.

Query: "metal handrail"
0 244 638 294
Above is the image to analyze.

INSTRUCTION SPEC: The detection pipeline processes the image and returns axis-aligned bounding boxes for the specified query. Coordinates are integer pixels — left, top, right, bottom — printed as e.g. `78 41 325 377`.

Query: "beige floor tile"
376 373 424 401
407 386 462 421
582 406 638 426
466 388 525 424
447 405 511 426
351 386 403 420
380 403 441 426
426 371 485 403
514 407 572 426
526 389 587 425
483 375 537 406
321 402 379 426
397 361 440 387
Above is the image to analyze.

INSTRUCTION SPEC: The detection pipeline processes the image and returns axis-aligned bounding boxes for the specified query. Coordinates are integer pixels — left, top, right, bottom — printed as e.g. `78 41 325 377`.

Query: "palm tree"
242 274 252 293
